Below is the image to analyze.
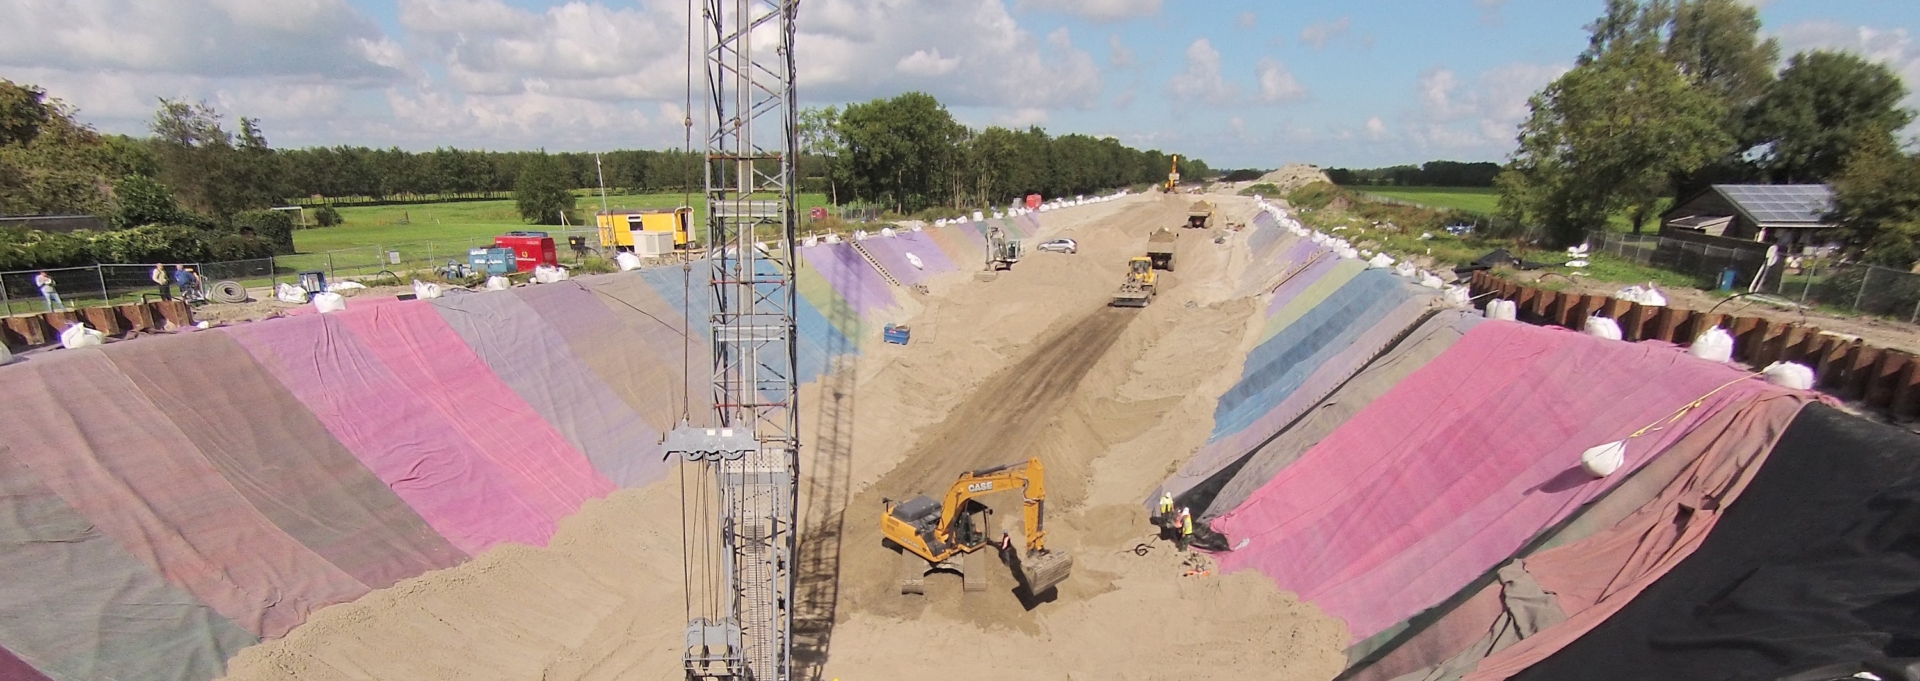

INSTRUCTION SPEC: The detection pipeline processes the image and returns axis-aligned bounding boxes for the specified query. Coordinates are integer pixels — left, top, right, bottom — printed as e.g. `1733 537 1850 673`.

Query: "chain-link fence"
1588 231 1771 289
1588 230 1920 323
2 230 607 316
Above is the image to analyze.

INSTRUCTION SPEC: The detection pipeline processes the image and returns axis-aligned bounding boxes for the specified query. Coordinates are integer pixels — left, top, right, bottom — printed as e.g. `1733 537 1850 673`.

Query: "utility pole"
664 1 801 680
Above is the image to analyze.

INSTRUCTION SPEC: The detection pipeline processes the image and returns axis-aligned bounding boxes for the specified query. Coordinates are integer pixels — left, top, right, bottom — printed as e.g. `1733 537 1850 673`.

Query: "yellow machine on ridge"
881 458 1074 596
596 207 692 252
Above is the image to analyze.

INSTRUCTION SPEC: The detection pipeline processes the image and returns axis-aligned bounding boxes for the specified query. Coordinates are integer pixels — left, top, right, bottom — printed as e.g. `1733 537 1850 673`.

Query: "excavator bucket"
1020 551 1073 594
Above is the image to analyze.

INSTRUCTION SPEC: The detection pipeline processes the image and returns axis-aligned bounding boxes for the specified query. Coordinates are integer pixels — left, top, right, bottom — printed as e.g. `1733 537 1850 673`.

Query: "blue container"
468 247 516 276
1718 268 1739 291
883 324 911 345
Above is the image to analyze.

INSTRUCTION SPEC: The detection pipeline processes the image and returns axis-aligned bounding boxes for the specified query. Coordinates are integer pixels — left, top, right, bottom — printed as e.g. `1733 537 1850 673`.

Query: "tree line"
1326 161 1501 188
1496 0 1916 266
801 92 1210 214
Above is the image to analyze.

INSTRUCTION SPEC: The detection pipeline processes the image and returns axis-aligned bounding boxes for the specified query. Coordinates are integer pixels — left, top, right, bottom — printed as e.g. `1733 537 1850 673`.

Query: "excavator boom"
881 458 1074 596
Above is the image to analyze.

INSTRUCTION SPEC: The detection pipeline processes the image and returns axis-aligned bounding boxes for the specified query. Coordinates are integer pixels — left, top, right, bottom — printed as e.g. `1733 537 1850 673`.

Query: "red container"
1025 194 1042 210
494 235 558 272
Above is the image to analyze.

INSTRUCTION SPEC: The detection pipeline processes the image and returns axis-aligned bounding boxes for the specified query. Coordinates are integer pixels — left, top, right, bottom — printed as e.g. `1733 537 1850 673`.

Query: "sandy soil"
220 193 1348 681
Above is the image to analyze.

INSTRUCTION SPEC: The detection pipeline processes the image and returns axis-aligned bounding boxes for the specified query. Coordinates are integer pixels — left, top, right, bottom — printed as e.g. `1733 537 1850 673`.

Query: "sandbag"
614 251 644 271
485 276 511 291
310 291 346 313
60 322 105 349
412 280 443 300
1584 316 1623 340
328 281 367 292
905 252 924 270
1443 285 1471 308
275 282 308 304
1368 253 1396 269
0 342 11 365
1395 261 1418 278
531 265 569 284
1763 361 1815 390
1580 440 1626 477
1487 299 1519 321
1690 327 1734 363
1419 273 1445 289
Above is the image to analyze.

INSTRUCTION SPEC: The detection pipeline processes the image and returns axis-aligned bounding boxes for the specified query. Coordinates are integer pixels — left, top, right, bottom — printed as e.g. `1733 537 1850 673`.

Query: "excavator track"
962 551 989 592
900 550 926 595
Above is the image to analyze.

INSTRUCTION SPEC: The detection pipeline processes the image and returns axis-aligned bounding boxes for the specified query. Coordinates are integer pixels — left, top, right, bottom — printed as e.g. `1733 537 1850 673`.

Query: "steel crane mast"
665 0 801 680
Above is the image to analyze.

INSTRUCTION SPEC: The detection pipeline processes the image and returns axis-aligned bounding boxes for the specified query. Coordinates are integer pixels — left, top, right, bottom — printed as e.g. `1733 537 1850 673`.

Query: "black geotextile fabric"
1514 403 1920 681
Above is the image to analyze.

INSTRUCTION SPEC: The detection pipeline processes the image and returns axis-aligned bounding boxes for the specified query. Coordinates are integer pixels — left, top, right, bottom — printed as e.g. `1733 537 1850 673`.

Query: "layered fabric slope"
1212 320 1791 644
1507 403 1920 681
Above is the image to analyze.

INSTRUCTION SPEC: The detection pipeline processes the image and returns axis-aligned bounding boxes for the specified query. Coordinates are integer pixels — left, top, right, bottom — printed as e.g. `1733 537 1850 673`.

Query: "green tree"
515 152 576 225
0 80 52 147
0 82 123 217
111 174 183 227
1746 51 1914 183
1828 127 1920 268
1501 43 1732 243
836 92 965 213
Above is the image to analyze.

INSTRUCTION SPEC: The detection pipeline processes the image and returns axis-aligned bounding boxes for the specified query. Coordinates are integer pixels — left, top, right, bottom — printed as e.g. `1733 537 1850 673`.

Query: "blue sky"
2 0 1914 170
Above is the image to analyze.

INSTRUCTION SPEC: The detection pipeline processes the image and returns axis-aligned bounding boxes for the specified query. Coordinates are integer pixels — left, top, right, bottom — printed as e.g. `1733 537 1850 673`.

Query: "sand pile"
220 193 1348 681
1258 164 1335 195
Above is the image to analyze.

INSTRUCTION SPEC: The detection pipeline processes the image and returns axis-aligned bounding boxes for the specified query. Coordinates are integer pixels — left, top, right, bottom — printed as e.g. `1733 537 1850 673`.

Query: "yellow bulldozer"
881 458 1074 596
1111 257 1158 307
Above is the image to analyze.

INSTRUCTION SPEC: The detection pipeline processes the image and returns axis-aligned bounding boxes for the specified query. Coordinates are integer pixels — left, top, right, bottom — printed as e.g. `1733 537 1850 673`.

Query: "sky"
1 0 1915 170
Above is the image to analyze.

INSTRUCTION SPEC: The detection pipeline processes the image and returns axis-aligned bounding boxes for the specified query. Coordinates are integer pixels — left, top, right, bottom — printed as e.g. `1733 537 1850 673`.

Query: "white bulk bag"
1367 253 1395 269
905 253 924 270
1395 261 1418 278
485 276 511 291
0 342 12 366
1488 299 1519 321
1763 362 1815 390
311 291 347 313
60 322 105 349
1418 272 1445 289
412 280 443 300
1689 327 1734 363
1443 285 1471 308
276 282 308 303
615 251 644 271
1584 316 1623 340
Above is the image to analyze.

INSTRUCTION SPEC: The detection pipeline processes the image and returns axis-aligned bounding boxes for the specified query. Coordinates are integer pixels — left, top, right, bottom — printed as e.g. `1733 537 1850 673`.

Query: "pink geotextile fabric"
226 313 566 554
1461 392 1813 681
0 350 368 638
1212 321 1785 644
336 301 613 525
281 294 405 316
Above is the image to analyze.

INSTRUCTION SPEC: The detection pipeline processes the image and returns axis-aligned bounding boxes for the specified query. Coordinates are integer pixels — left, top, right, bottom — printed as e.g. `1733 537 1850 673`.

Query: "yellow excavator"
1164 155 1180 193
881 458 1074 596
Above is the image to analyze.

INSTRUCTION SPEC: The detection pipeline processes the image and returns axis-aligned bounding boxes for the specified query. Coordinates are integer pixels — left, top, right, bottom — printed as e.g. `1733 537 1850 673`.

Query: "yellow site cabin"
596 207 692 251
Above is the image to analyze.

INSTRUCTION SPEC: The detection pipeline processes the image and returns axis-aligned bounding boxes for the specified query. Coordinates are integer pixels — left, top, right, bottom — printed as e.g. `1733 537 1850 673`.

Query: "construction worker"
1176 507 1194 551
999 532 1015 567
1156 492 1175 536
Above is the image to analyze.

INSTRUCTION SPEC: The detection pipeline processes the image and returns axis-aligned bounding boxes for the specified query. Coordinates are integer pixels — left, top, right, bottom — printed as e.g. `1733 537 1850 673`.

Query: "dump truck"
1147 228 1176 272
1186 201 1214 229
1110 256 1157 307
882 458 1074 596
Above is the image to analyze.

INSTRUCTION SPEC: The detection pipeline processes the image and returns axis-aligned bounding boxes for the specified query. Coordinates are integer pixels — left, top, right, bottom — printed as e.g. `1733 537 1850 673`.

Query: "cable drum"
209 280 249 304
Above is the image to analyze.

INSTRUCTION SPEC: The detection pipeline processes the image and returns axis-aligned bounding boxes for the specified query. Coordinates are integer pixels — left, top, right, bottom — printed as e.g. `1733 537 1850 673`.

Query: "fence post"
95 265 107 306
1 275 11 316
1801 261 1814 304
1852 266 1871 312
328 253 335 282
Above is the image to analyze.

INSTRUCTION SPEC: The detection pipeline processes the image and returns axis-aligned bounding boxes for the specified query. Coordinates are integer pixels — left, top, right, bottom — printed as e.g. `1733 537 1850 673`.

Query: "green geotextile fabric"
0 437 255 681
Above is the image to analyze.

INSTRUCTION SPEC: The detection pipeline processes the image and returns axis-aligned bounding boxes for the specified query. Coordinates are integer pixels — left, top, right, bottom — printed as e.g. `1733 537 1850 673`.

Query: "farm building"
1660 184 1835 251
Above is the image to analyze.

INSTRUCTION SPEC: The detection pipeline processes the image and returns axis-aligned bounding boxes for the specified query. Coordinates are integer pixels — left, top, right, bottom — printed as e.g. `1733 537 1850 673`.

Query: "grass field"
294 191 832 254
1355 186 1502 214
1354 185 1669 233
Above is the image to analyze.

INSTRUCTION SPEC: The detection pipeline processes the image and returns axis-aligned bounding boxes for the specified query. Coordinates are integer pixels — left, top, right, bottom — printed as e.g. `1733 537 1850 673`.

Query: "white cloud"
1167 38 1238 107
896 49 963 76
1015 0 1159 22
1300 17 1351 50
1256 59 1308 104
997 108 1050 127
1108 34 1136 69
1114 86 1137 109
1236 11 1258 30
0 0 406 82
1775 21 1920 112
1405 62 1566 153
1365 116 1387 140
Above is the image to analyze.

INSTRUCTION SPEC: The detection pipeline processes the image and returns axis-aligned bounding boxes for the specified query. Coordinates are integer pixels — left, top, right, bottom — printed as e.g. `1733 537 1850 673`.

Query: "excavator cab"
881 458 1074 597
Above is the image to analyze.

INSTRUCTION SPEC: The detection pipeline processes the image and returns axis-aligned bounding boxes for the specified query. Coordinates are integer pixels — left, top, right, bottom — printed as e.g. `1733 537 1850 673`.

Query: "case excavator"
881 458 1074 596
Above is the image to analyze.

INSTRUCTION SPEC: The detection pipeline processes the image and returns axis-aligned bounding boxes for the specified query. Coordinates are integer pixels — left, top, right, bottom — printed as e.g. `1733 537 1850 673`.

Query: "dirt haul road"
221 193 1347 681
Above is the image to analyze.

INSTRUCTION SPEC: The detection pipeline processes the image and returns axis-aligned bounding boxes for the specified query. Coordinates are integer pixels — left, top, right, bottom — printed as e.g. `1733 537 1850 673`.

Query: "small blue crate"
883 324 911 345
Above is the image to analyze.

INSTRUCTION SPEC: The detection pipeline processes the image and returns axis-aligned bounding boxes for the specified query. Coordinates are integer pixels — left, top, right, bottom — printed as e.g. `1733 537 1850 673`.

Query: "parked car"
1036 238 1077 254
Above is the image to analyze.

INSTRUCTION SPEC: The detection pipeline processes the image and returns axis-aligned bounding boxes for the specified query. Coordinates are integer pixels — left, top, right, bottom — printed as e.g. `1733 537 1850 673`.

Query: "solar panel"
1714 185 1833 224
